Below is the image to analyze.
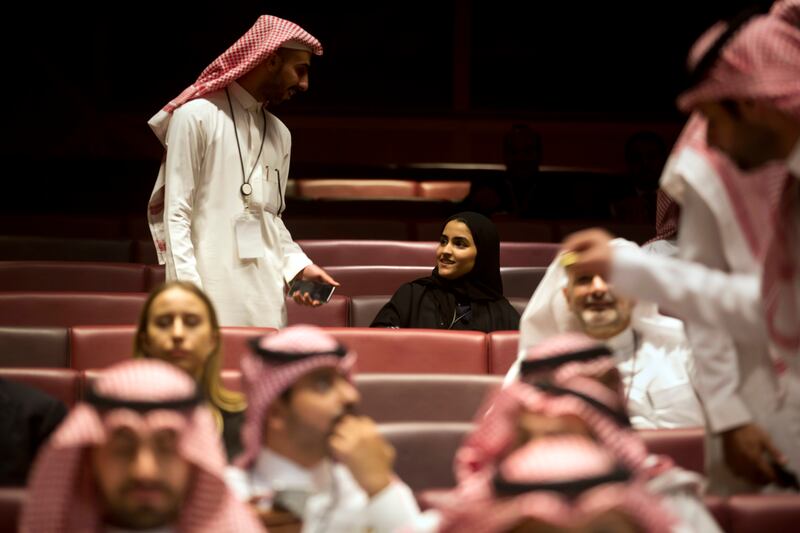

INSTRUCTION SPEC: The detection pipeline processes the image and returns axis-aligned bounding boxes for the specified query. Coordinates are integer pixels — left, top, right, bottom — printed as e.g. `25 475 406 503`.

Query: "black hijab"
372 212 519 332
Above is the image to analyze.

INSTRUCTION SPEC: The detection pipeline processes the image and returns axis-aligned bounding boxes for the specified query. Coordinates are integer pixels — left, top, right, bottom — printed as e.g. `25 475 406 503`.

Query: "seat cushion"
0 292 146 328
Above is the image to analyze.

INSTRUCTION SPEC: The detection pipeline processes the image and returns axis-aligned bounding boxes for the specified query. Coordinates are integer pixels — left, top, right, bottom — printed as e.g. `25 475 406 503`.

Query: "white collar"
253 447 333 492
787 137 800 179
228 81 264 112
603 327 636 363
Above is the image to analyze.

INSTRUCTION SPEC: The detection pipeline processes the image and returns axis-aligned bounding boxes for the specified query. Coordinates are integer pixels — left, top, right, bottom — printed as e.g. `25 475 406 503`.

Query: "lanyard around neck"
226 88 267 200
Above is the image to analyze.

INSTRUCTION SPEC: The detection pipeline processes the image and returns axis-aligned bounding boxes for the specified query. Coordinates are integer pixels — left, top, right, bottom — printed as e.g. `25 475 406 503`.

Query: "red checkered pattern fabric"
522 332 618 387
648 189 681 243
234 325 356 468
20 360 264 533
678 2 800 364
453 383 648 484
164 15 322 113
438 436 676 533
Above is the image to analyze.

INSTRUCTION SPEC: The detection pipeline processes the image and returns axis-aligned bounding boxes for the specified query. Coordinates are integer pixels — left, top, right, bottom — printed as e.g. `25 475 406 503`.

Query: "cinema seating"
0 368 81 407
380 422 473 491
0 261 148 292
0 292 147 328
295 179 419 199
0 327 70 367
417 181 470 201
356 374 501 423
323 327 488 374
639 427 705 475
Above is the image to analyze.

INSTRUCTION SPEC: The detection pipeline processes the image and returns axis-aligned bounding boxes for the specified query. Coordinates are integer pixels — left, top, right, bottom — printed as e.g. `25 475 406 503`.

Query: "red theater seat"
491 220 557 242
728 494 800 533
325 266 430 297
221 369 243 393
145 265 165 290
638 427 705 475
297 240 436 267
0 488 25 533
286 295 350 327
500 242 560 267
298 240 559 268
219 327 276 368
296 179 419 199
0 368 81 407
417 181 470 201
323 328 488 374
500 267 547 298
283 217 413 240
356 374 501 423
133 239 159 264
379 422 473 491
0 261 148 292
488 331 520 375
350 295 390 327
71 325 277 370
0 292 147 328
70 325 136 370
0 327 70 368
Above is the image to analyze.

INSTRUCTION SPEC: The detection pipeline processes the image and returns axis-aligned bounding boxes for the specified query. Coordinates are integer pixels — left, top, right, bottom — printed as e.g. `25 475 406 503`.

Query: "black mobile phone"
289 279 335 303
771 460 800 491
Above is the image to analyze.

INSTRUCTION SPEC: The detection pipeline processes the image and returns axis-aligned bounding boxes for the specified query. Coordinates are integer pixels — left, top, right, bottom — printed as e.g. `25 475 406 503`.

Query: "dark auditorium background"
0 0 756 220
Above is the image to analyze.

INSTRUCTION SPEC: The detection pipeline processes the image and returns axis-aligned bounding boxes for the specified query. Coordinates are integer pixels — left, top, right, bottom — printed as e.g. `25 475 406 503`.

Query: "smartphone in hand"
289 279 336 303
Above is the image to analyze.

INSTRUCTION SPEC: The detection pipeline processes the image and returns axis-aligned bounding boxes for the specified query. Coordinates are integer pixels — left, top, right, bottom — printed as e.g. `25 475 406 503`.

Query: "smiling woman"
371 212 520 332
134 281 247 460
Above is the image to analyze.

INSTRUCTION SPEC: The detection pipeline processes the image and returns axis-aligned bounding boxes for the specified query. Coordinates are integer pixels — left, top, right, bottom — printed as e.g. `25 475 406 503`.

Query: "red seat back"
0 261 147 292
0 327 70 368
0 368 81 407
638 427 705 475
0 292 147 328
417 181 470 201
500 267 547 298
325 266 430 297
379 422 473 491
350 295 390 327
219 327 276 369
356 374 501 423
286 295 350 327
296 179 419 199
70 325 136 370
728 494 800 533
488 331 520 375
324 328 488 374
297 240 437 267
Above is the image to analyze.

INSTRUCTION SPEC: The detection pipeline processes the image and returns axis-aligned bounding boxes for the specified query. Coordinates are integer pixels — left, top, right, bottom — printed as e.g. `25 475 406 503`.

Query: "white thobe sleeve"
364 479 421 533
163 104 206 288
610 244 763 344
273 127 312 283
673 185 753 432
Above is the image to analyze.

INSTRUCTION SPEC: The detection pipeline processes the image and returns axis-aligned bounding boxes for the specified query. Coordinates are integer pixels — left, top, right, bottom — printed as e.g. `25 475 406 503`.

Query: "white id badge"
234 213 264 259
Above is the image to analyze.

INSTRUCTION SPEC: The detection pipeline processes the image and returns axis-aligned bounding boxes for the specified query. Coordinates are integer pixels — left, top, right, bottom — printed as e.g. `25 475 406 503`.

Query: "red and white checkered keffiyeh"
438 436 676 533
20 359 264 533
678 1 800 367
646 189 681 243
453 382 648 485
234 325 356 469
524 332 619 385
146 15 323 263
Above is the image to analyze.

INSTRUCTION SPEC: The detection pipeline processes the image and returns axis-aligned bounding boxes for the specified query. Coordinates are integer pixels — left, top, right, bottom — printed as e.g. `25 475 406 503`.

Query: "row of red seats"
291 179 471 201
0 367 705 476
0 262 547 298
0 293 530 331
1 325 522 375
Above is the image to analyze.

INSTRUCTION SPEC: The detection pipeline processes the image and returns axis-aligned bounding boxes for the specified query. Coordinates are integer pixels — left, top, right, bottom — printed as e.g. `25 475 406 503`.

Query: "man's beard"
102 481 181 530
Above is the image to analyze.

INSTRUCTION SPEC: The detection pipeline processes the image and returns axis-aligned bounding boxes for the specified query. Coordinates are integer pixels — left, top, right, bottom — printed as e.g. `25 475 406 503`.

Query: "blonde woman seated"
135 280 246 460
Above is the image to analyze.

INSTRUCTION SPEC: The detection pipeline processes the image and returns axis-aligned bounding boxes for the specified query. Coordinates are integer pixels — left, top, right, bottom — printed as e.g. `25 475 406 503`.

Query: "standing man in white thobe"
561 1 800 492
146 15 337 327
